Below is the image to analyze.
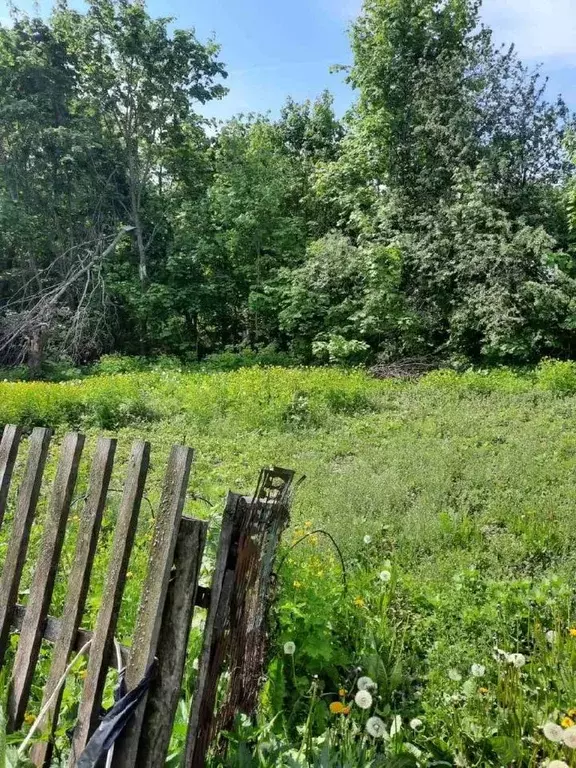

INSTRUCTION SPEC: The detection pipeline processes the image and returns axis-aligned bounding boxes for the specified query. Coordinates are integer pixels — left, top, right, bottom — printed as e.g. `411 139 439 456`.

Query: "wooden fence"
0 425 296 767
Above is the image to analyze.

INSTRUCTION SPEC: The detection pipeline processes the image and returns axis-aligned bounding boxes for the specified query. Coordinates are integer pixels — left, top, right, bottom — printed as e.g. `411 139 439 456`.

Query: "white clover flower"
363 535 372 545
548 761 570 768
283 641 296 656
366 716 387 738
470 664 485 678
390 715 402 737
410 718 423 730
507 653 526 668
448 669 462 681
355 690 373 709
543 722 565 742
563 725 576 748
546 630 558 644
357 676 376 691
379 570 392 583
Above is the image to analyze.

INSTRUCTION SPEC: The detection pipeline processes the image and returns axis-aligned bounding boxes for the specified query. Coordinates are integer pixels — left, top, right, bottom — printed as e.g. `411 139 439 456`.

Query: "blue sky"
1 0 576 120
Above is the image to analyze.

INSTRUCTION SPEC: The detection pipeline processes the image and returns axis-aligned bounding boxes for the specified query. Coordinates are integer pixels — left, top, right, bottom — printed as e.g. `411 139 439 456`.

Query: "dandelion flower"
543 722 565 742
561 717 575 729
563 725 576 748
410 718 423 730
24 713 36 726
329 702 346 715
390 715 402 737
569 628 576 638
569 708 576 718
478 687 489 695
470 664 485 678
338 688 346 697
366 716 387 738
363 535 372 545
283 641 296 656
548 762 569 768
379 570 392 583
355 690 373 709
342 705 351 715
507 653 526 668
357 676 376 691
448 669 462 681
354 596 366 608
546 630 558 644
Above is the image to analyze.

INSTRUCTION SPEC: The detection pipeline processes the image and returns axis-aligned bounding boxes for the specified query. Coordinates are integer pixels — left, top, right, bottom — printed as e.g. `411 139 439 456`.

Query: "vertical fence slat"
111 444 194 768
32 437 117 768
0 425 22 531
8 431 85 731
183 492 242 768
0 427 52 666
132 516 207 768
69 440 150 766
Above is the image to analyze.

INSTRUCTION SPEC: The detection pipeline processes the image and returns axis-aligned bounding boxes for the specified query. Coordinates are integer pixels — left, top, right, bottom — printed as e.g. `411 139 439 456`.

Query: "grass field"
2 361 576 766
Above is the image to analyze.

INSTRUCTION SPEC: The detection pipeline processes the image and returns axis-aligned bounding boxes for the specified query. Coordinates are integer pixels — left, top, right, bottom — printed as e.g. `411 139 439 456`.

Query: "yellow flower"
342 706 351 715
330 702 346 714
354 597 366 608
304 521 313 529
24 713 36 726
569 628 576 638
126 571 133 579
478 687 489 695
339 688 346 698
293 581 302 589
568 708 576 718
562 716 575 728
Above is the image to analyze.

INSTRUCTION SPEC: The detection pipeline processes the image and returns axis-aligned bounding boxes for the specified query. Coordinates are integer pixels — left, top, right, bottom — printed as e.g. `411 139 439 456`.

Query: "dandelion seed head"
283 641 296 656
548 761 570 768
470 663 485 677
410 718 423 730
379 570 392 582
508 653 526 668
448 669 462 681
355 690 373 709
363 535 372 545
563 725 576 749
366 716 387 738
543 722 565 742
546 630 558 644
357 676 376 691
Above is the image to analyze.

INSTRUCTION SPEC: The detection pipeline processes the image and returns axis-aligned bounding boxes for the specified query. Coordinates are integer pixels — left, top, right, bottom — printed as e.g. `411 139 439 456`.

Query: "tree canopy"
0 0 574 371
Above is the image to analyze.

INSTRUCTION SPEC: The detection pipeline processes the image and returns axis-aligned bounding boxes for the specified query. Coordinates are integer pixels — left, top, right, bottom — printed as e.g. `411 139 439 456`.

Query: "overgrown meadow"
2 360 576 767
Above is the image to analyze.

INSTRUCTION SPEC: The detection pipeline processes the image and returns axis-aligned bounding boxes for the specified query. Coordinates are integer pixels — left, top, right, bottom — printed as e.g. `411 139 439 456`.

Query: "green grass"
1 361 576 766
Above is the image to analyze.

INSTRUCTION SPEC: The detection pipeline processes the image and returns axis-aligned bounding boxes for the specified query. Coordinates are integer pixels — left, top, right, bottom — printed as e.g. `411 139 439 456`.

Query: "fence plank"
69 440 150 766
0 425 22 531
33 437 117 768
183 492 242 768
8 432 85 730
129 516 207 768
0 427 52 666
111 444 194 768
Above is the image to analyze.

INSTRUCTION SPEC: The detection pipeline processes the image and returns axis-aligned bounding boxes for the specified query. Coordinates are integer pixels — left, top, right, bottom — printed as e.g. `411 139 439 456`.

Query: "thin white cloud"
481 0 576 63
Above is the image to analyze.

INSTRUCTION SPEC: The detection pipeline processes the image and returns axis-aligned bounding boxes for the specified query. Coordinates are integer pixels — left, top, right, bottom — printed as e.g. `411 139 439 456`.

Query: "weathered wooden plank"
111 444 194 768
69 440 150 766
8 432 85 731
130 516 207 768
0 425 23 531
0 427 52 666
10 604 128 664
183 492 242 768
33 437 117 768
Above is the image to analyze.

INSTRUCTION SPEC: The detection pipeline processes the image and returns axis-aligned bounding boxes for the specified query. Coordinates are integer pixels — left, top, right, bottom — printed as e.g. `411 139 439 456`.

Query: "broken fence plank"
111 444 194 768
183 491 242 768
69 440 150 766
33 437 117 768
0 427 52 667
133 516 207 768
8 431 85 731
